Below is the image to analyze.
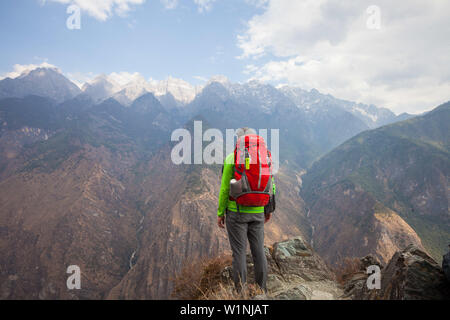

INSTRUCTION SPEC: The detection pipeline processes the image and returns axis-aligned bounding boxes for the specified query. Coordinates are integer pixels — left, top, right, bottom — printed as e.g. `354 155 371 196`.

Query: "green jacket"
217 153 276 217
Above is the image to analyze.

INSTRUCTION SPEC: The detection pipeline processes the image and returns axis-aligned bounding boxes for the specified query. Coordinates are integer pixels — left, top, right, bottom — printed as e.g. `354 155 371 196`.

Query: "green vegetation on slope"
302 102 450 262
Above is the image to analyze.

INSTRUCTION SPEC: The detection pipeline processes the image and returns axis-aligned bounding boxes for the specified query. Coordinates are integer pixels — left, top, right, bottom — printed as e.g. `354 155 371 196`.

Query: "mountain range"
0 67 412 126
0 65 447 299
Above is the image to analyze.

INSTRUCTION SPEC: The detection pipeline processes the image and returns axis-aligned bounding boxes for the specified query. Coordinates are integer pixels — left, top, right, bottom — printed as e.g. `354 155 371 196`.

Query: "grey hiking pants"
225 210 268 292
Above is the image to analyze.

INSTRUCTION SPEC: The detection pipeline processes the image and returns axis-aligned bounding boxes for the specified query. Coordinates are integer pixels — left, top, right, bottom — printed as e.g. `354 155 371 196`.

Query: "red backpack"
229 134 273 207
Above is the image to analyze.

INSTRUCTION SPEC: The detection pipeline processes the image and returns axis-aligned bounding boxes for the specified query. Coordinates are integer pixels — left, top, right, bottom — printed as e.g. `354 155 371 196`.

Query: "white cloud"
0 62 60 80
42 0 217 18
244 0 269 9
238 0 450 114
160 0 218 12
65 71 146 90
193 0 216 13
193 75 208 82
160 0 178 10
43 0 146 21
108 71 146 86
66 71 96 88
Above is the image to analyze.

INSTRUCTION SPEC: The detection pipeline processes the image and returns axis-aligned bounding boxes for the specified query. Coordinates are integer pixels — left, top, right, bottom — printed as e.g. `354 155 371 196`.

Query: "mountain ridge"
0 66 412 129
302 101 450 264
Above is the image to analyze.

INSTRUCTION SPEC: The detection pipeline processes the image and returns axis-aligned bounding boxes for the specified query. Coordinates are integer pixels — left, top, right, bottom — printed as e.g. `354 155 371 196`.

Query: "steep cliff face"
307 181 425 265
0 146 142 299
105 146 227 299
106 146 309 299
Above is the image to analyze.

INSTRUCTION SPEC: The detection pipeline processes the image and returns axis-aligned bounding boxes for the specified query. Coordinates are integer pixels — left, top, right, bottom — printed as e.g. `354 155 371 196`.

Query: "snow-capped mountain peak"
18 67 59 79
112 79 150 107
81 74 122 103
207 75 230 86
279 85 397 127
80 73 202 106
149 76 201 104
0 67 81 102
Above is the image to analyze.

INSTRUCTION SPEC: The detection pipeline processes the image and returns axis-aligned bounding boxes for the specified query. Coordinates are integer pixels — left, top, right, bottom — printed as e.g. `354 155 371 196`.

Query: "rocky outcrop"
443 248 450 282
377 245 450 300
221 237 344 300
341 255 384 300
343 244 450 300
178 237 449 300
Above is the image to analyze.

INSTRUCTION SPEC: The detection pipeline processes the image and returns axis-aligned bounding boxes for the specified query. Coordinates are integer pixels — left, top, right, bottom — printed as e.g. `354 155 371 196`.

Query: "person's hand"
264 213 272 223
218 216 225 229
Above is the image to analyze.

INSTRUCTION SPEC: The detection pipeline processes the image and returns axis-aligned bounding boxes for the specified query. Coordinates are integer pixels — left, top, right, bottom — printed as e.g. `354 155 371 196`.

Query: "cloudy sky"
0 0 449 114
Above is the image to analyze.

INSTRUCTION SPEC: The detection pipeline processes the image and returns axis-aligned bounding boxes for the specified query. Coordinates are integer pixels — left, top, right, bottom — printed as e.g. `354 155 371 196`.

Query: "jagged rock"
376 245 450 300
222 236 344 300
344 244 450 300
342 272 369 300
341 254 384 299
274 285 308 300
272 237 335 282
360 255 383 270
266 274 284 292
443 248 450 282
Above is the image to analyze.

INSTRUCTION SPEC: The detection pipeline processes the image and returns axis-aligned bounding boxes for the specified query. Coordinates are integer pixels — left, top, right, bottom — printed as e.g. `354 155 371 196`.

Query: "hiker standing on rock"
217 127 276 293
